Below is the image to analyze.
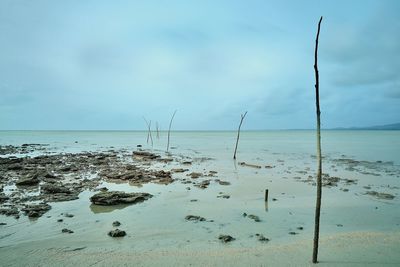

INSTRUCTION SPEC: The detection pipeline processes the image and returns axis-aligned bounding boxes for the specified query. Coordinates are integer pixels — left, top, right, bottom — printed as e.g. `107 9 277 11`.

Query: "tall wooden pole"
233 111 247 160
312 16 323 264
166 110 177 152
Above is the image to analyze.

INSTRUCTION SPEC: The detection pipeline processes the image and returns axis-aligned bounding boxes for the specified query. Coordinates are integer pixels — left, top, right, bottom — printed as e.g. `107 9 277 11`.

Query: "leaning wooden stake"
156 121 160 139
312 16 323 264
233 111 247 160
143 117 153 146
166 110 177 152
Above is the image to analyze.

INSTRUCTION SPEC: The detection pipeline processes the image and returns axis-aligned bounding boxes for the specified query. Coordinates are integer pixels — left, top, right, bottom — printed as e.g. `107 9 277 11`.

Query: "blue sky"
0 0 399 130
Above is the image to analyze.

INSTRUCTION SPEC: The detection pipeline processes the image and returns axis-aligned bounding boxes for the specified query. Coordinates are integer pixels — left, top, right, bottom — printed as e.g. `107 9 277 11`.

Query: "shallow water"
0 130 399 257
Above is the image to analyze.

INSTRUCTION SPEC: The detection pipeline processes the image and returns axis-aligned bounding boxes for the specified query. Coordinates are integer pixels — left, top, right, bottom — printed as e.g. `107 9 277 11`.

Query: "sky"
0 0 399 130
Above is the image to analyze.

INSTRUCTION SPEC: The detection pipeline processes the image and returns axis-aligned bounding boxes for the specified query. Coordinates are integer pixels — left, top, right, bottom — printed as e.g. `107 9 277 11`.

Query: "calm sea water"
1 130 399 164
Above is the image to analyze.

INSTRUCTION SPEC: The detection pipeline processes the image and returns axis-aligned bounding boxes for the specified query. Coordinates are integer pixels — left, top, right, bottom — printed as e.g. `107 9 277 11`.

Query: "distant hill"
332 123 400 130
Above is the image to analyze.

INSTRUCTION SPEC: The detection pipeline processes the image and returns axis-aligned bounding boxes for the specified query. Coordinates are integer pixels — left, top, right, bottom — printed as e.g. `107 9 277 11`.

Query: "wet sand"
1 131 400 266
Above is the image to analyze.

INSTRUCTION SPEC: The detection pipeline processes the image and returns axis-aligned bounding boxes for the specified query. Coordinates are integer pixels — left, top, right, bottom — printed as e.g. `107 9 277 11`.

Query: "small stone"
108 229 126 237
218 234 235 243
185 215 206 222
247 214 261 222
297 227 304 230
57 219 63 222
112 221 121 227
256 234 270 242
289 232 298 235
0 222 7 225
64 213 74 218
62 228 74 234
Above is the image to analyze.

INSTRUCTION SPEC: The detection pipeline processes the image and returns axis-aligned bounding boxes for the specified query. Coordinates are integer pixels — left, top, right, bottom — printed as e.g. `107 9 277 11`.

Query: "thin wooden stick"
143 117 153 146
166 110 177 152
312 16 323 264
156 121 160 139
233 111 247 160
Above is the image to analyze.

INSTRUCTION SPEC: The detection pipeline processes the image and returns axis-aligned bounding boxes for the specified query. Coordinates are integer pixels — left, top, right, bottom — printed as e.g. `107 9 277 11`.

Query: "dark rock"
22 203 51 218
0 207 19 217
218 234 235 243
195 180 210 189
0 193 9 203
171 168 189 173
112 221 121 227
365 191 395 200
62 228 74 234
108 229 126 237
90 191 153 206
247 214 261 222
57 219 63 222
64 213 74 218
217 180 231 186
289 232 298 235
255 233 270 242
132 151 160 160
185 215 206 222
16 174 39 186
297 227 304 230
0 222 7 225
41 184 71 194
188 172 202 179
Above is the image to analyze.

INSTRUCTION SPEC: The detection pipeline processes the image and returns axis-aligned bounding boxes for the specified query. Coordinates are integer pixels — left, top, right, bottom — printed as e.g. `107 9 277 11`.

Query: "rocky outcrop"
90 191 153 206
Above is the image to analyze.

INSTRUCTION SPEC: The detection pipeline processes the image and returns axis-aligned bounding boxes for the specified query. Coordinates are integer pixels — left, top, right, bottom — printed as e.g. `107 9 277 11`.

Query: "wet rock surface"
0 146 184 218
108 229 126 237
365 191 395 200
185 215 206 222
218 234 235 243
90 191 153 206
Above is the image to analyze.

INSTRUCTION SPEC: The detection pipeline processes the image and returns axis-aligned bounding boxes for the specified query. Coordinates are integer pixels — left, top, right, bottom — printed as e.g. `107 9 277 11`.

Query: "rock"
0 222 7 225
297 227 304 230
289 232 298 235
90 191 153 206
171 168 189 173
218 234 235 243
365 191 395 200
217 180 230 186
195 180 210 189
0 193 9 203
0 207 19 217
62 228 74 234
132 151 160 160
108 229 126 237
217 194 230 199
185 215 206 222
247 214 261 222
112 221 121 227
22 203 51 218
188 172 202 179
41 184 71 194
255 234 270 242
57 219 63 222
64 213 74 218
16 174 39 186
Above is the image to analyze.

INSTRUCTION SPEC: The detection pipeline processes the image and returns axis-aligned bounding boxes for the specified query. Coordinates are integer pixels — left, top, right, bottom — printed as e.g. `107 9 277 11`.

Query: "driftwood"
166 110 177 152
233 111 247 160
312 16 323 264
